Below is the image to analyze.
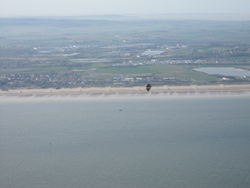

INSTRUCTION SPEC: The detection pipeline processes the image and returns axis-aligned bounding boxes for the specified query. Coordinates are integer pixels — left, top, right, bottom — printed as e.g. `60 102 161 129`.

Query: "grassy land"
96 66 158 74
96 65 217 81
149 65 217 81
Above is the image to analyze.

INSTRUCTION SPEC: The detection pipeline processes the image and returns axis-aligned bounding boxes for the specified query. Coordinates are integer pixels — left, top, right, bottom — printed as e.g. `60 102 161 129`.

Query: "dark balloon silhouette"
145 84 151 91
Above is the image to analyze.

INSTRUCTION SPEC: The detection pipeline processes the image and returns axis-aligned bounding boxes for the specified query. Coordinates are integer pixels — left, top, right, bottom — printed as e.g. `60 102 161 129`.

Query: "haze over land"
1 0 250 17
1 16 250 91
1 0 250 93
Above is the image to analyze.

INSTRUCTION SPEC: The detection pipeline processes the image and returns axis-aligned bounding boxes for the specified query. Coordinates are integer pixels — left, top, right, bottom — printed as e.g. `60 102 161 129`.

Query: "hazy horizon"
1 13 250 21
1 0 250 19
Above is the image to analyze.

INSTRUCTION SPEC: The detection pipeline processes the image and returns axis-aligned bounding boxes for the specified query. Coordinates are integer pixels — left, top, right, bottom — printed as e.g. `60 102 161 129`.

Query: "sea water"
1 96 250 188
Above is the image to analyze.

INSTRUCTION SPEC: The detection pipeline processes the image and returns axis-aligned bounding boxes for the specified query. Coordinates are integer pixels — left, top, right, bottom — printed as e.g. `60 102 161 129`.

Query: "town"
1 18 250 90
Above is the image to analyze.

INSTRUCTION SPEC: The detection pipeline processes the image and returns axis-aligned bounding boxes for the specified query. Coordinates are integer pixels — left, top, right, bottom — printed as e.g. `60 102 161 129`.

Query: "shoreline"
1 84 250 99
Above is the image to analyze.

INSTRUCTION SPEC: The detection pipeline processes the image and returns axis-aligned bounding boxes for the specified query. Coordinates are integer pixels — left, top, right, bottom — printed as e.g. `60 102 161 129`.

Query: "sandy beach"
1 84 250 98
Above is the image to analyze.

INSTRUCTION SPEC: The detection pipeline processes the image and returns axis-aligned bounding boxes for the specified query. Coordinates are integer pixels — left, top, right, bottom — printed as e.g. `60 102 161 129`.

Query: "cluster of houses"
1 71 197 89
0 72 84 88
112 59 205 67
113 75 195 83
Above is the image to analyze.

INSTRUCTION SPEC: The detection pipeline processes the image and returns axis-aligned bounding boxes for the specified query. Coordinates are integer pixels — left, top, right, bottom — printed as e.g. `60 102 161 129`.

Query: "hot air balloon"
145 83 151 91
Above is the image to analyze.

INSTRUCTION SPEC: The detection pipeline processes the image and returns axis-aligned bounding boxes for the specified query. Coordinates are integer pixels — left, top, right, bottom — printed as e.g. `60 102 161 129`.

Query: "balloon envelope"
145 84 151 91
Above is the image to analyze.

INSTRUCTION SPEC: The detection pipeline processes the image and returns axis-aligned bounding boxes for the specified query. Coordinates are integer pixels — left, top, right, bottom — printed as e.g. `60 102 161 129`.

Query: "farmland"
1 17 250 89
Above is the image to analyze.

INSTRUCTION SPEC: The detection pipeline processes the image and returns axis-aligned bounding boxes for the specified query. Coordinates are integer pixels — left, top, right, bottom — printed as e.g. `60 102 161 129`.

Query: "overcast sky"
0 0 250 17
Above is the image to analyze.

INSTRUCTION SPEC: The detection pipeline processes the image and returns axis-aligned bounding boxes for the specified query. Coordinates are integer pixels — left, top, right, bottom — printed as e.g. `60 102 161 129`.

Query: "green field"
96 66 157 74
97 65 217 81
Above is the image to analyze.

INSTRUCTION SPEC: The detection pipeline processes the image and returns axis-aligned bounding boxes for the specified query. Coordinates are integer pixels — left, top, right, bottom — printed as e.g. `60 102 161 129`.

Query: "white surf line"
100 93 105 97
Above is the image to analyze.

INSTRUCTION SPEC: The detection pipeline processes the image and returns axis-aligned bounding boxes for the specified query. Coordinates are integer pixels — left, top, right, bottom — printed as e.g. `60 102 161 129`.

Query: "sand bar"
1 84 250 98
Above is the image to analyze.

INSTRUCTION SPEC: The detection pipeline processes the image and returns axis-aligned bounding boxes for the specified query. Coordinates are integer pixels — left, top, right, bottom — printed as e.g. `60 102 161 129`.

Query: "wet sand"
1 84 250 98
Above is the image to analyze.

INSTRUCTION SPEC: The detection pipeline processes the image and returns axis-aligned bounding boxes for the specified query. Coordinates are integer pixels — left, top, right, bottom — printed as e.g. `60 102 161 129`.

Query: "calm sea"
1 96 250 188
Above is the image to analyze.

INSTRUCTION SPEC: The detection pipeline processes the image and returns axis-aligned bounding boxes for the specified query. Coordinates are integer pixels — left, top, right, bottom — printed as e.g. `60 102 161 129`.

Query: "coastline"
1 84 250 99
